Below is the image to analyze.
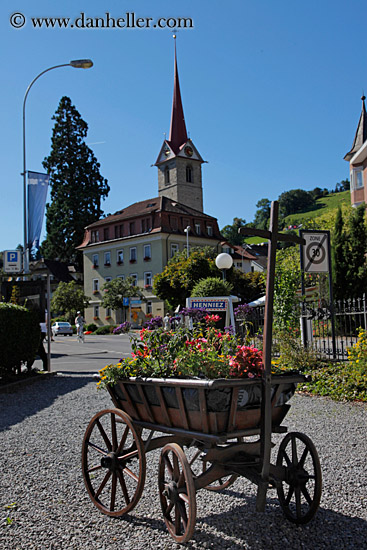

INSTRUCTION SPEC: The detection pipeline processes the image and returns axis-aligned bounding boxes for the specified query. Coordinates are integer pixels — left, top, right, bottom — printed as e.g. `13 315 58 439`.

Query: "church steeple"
168 36 188 154
155 37 205 213
344 95 367 161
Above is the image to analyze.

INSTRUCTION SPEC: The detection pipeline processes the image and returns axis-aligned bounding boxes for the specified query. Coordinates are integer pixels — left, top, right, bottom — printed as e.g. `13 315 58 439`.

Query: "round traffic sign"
305 242 326 265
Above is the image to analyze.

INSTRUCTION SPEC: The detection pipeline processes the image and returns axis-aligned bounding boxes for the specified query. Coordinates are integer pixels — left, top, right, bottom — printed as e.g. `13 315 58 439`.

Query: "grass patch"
283 190 350 227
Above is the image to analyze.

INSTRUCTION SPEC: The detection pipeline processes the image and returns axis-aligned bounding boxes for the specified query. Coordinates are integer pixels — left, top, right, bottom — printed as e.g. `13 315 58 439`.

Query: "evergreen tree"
332 207 348 301
220 217 247 246
345 205 367 298
42 97 109 268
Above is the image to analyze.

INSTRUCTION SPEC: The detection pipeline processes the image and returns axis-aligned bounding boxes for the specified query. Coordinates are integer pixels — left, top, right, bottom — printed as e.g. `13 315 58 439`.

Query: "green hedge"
0 303 40 376
94 325 116 335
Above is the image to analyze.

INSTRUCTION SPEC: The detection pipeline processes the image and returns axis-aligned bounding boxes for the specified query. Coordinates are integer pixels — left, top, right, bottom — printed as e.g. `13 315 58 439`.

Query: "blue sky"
1 0 366 253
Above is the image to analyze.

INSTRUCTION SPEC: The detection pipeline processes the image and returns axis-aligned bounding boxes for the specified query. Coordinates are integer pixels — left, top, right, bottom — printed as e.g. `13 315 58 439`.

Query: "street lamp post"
22 59 93 274
184 226 191 258
215 252 233 281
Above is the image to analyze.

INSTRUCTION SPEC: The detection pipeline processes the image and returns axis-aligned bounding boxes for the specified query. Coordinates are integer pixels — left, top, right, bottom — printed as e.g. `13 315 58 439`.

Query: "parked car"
52 322 73 337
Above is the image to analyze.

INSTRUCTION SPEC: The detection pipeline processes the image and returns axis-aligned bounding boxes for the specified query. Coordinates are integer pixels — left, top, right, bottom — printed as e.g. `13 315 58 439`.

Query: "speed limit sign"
300 231 330 273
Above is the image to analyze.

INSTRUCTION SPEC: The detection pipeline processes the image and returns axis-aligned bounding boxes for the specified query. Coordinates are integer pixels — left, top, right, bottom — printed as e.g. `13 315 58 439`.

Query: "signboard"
189 299 227 312
300 231 330 273
4 250 22 273
122 297 130 306
186 296 239 330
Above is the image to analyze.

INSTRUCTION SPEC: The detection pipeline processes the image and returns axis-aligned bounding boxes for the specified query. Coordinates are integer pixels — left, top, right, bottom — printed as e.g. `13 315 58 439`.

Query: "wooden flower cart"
81 202 322 543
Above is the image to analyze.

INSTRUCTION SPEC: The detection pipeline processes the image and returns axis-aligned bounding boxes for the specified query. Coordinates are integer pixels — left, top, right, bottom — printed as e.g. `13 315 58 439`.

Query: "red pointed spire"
168 36 188 153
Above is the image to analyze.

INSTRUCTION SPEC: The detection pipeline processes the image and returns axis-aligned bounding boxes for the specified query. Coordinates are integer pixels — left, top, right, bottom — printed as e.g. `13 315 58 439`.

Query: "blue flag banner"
27 171 49 250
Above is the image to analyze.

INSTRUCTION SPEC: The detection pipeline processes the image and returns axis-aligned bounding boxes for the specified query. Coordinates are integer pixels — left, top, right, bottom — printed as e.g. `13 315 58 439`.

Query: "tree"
278 189 316 218
191 277 233 297
253 198 271 230
332 207 348 301
345 205 367 298
101 277 144 320
42 97 110 269
220 218 247 245
153 248 219 310
51 281 90 322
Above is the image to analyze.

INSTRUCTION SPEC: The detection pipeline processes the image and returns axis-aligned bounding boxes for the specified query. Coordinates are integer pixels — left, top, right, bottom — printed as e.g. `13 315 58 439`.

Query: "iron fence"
236 295 367 361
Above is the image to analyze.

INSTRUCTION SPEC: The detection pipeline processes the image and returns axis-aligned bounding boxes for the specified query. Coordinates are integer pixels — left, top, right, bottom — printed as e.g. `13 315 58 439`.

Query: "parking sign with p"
4 250 22 273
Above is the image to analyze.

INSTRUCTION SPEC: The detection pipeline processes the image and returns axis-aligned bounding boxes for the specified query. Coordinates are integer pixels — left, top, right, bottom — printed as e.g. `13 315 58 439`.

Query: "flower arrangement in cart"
98 308 263 389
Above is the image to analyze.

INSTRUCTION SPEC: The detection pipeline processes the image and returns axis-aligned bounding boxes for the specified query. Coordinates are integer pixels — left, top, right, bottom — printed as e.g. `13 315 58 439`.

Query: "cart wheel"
188 438 242 491
158 443 197 543
276 432 322 524
82 409 146 517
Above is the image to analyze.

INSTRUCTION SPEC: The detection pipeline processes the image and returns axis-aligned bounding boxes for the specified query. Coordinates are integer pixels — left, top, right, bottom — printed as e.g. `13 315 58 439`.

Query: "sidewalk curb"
0 372 57 394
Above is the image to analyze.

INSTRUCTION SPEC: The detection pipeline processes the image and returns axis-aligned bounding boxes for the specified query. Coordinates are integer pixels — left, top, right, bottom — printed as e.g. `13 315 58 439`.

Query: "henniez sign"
300 231 330 273
186 296 238 329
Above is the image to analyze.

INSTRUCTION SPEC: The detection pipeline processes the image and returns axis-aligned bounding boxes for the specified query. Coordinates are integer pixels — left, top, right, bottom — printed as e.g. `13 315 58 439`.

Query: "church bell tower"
155 36 204 212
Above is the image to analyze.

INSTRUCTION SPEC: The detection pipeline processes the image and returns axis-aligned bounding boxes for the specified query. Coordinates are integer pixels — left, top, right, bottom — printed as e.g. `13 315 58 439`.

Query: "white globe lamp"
215 253 233 280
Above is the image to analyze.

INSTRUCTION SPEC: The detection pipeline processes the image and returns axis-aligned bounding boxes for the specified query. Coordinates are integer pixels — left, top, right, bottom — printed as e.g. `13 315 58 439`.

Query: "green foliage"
0 303 40 376
344 204 367 298
51 281 90 322
191 277 232 297
278 189 316 219
101 277 143 311
273 331 320 373
253 198 271 230
41 96 110 269
94 325 115 335
332 207 348 301
153 247 218 309
220 217 247 245
273 247 301 331
86 323 98 332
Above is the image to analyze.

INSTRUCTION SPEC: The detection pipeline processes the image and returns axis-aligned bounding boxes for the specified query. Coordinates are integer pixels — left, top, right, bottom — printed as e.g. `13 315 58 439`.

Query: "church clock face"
184 146 193 157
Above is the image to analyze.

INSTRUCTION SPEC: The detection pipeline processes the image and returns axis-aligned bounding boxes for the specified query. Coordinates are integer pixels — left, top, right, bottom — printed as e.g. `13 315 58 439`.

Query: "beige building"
78 43 224 326
344 95 367 207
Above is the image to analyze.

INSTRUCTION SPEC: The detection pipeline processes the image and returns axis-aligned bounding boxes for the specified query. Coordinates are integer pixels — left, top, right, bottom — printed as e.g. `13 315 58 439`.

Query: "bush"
113 322 131 334
94 325 114 335
86 323 98 332
191 277 232 297
0 303 40 376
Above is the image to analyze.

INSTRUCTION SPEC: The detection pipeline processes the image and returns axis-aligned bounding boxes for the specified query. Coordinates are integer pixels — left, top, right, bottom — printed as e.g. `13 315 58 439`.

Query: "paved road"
34 334 134 375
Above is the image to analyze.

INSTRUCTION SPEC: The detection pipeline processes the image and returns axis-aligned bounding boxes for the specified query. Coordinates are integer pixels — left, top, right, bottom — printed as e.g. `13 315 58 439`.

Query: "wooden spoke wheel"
82 409 146 517
158 443 197 543
187 438 242 492
276 432 322 524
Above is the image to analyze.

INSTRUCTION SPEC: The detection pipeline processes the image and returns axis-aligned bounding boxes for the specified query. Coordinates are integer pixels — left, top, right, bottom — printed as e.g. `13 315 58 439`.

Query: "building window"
165 167 170 185
146 301 152 315
117 250 124 264
105 277 112 283
92 254 99 268
93 279 99 292
171 216 178 231
144 272 152 288
141 218 151 233
195 222 201 235
186 166 192 183
171 243 179 258
207 225 213 236
103 228 109 241
114 224 124 238
130 273 138 287
144 244 151 260
91 230 99 243
129 247 137 263
104 252 111 266
351 169 364 190
105 307 111 319
117 274 125 281
94 305 99 319
129 222 135 235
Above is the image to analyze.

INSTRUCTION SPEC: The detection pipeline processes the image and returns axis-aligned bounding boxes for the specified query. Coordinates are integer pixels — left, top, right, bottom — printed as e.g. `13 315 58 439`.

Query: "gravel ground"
1 374 366 549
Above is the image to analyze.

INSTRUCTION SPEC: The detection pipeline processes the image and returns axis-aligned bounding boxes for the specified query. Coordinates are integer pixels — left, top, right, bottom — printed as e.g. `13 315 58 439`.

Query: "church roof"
344 95 367 161
167 37 188 154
